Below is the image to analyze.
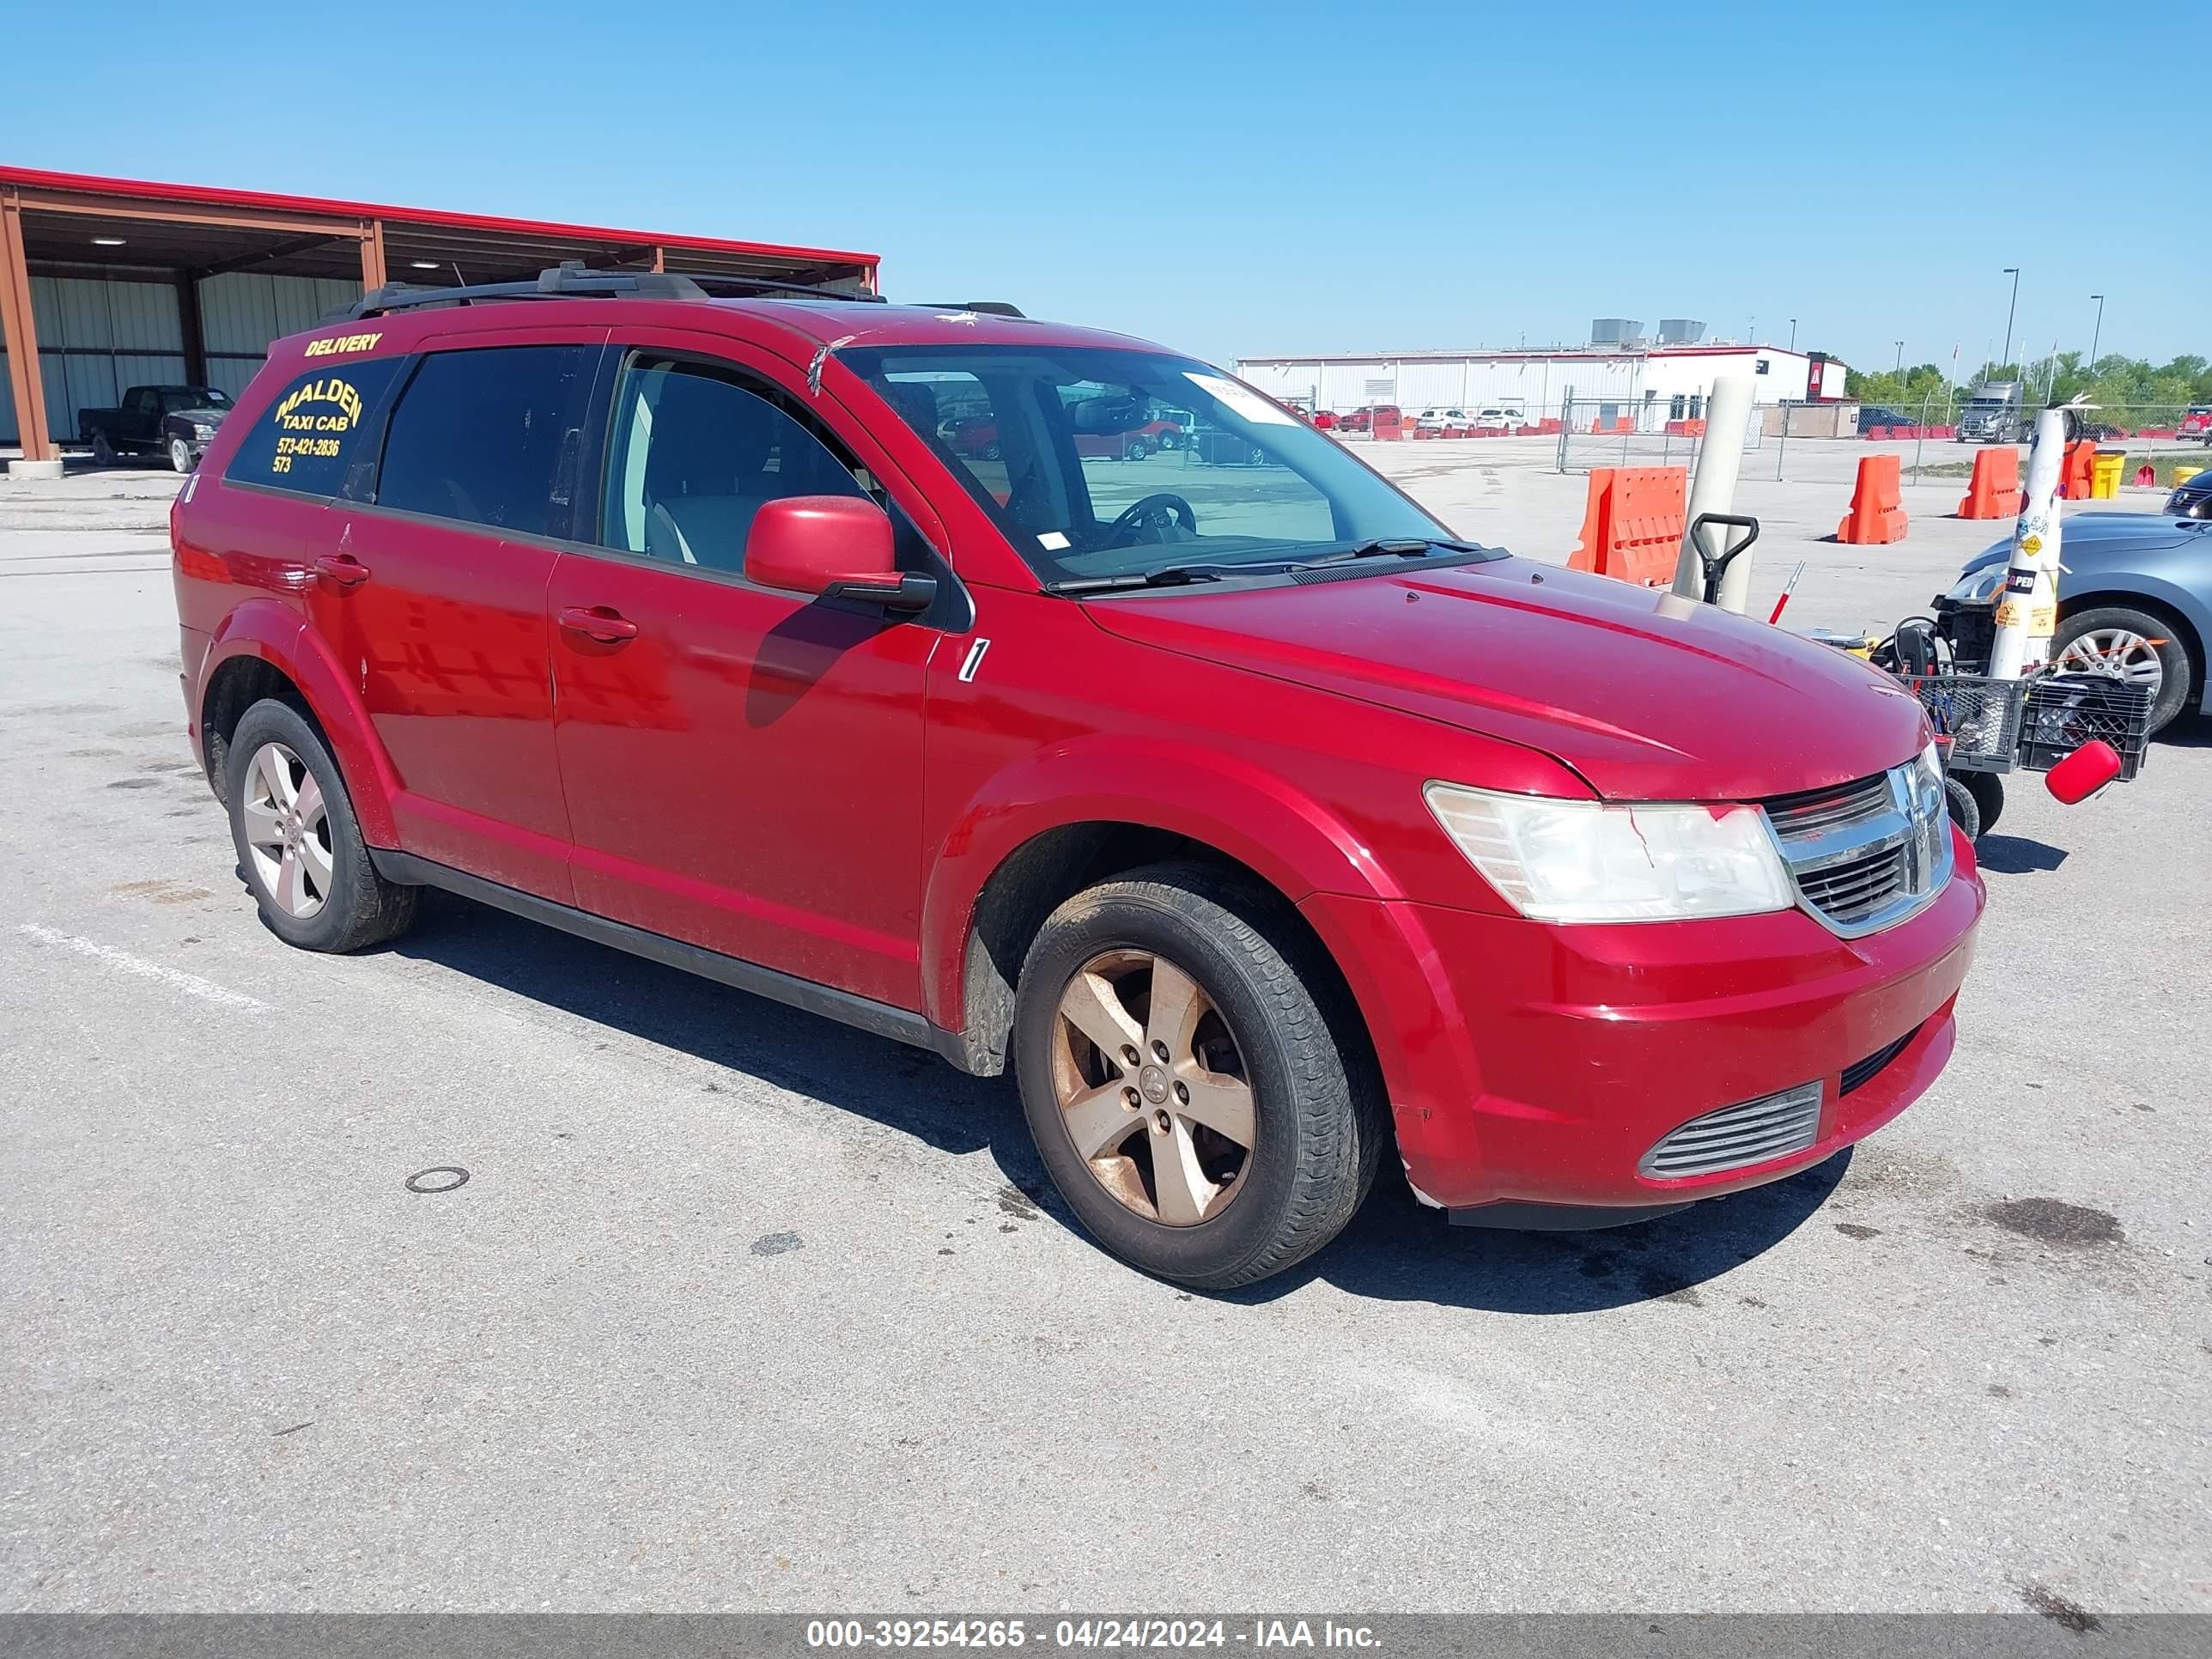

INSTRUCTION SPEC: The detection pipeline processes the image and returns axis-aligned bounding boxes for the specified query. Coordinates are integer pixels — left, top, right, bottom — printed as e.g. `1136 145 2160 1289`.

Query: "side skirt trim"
370 848 971 1069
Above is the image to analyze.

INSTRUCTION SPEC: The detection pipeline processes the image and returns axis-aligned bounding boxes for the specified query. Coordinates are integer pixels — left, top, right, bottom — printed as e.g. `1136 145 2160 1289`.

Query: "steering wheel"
1104 493 1198 547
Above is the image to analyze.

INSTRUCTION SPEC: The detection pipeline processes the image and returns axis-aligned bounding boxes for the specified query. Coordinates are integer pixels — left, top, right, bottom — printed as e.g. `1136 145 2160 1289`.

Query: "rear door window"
374 345 599 538
222 357 406 499
596 359 866 572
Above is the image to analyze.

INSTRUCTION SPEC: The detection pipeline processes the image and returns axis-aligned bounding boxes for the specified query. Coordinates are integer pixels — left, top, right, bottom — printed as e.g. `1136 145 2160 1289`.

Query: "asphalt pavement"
2 464 2205 1615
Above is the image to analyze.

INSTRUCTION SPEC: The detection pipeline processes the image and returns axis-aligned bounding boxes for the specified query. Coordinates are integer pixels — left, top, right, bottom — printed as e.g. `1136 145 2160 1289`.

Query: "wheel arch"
198 611 402 844
929 808 1385 1091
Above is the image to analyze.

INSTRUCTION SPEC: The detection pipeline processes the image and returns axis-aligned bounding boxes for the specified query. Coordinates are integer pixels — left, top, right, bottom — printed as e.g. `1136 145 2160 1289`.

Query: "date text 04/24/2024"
805 1620 1382 1650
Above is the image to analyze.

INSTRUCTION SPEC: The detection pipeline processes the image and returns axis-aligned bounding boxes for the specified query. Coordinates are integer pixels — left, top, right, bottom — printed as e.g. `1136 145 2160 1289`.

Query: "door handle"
558 605 640 644
313 554 372 588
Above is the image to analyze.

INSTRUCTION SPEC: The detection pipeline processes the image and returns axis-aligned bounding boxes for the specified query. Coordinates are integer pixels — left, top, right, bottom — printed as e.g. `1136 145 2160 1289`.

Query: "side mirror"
744 495 937 613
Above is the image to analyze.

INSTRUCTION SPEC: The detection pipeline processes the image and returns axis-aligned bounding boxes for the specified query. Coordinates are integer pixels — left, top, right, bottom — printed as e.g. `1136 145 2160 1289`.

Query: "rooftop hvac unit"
1656 319 1706 344
1589 318 1641 346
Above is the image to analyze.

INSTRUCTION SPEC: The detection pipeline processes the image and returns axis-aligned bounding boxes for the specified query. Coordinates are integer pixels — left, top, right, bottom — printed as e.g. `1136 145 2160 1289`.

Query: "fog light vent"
1638 1082 1823 1180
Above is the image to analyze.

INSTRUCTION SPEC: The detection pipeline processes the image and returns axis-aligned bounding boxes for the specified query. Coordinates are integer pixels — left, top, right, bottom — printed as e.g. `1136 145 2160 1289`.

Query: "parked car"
2179 405 2212 445
1414 408 1470 433
1856 405 1918 434
1473 408 1528 431
940 414 1000 460
1955 381 2031 444
1934 511 2212 732
171 269 1982 1289
2166 469 2212 520
79 384 235 472
1073 416 1186 460
1309 410 1338 430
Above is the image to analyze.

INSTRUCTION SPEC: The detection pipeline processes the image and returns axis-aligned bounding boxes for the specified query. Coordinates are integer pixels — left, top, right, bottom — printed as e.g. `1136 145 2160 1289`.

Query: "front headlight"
191 423 215 440
1945 562 2008 605
1423 783 1796 923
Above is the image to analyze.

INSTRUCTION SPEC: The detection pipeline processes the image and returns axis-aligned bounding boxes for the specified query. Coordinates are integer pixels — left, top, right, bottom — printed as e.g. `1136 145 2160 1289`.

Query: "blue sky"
7 1 2202 374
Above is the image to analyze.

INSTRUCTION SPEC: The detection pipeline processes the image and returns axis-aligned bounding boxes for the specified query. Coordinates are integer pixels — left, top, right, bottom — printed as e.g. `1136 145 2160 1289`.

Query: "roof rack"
916 301 1026 319
336 260 887 321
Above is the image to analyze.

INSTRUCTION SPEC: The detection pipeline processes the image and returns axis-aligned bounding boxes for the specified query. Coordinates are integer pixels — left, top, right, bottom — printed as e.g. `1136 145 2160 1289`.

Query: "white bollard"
1988 410 2067 681
1670 374 1756 610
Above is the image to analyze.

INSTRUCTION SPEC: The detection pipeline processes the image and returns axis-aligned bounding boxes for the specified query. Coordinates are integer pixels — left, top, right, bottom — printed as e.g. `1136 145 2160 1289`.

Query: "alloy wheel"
1050 949 1255 1226
2056 628 2164 694
240 741 333 919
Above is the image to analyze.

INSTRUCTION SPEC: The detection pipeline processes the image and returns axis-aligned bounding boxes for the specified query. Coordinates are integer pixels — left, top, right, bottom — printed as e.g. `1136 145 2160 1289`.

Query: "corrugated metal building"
1 167 878 460
1233 343 1850 428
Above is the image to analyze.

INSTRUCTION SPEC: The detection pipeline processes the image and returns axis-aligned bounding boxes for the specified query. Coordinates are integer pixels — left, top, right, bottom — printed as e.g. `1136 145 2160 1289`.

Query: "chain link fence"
1540 395 2210 486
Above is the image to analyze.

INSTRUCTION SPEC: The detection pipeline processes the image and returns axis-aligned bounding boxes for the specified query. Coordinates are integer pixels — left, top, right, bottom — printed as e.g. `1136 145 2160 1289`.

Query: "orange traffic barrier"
1569 465 1686 586
2059 439 2096 500
1956 447 2021 519
1836 453 1908 544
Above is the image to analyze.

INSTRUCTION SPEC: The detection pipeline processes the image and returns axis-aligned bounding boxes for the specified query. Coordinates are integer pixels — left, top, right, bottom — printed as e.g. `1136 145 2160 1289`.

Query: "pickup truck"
79 385 236 473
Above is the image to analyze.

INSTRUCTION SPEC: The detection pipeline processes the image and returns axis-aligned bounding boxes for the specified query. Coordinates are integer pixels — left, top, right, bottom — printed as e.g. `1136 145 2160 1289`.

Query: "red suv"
171 267 1983 1288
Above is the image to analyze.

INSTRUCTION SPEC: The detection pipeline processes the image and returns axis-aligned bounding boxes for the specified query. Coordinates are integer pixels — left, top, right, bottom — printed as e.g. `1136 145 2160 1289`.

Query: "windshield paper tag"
1037 531 1071 550
1184 371 1297 426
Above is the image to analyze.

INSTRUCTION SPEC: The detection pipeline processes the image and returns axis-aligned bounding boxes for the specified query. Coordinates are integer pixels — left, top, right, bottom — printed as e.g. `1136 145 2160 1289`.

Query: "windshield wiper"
1297 536 1482 565
1048 538 1486 595
1048 561 1298 594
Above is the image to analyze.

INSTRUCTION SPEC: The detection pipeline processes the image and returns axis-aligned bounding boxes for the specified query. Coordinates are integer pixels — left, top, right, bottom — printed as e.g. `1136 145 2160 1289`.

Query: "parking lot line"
15 921 270 1014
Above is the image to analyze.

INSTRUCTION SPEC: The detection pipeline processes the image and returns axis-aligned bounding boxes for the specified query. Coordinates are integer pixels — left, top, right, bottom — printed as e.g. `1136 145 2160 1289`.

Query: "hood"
1960 511 2209 576
1082 557 1929 801
173 405 229 425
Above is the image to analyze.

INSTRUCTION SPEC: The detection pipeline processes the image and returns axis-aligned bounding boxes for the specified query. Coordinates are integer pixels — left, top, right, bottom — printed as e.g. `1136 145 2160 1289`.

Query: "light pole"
2001 267 2020 372
1894 341 1904 379
2088 294 2105 370
1788 318 1797 351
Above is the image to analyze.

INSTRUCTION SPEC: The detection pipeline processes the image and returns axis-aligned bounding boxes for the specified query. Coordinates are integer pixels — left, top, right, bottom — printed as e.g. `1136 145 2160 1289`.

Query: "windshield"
162 387 231 411
842 344 1468 586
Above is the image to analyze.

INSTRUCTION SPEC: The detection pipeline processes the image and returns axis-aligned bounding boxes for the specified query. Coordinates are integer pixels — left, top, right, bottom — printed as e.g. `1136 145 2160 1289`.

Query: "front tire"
168 436 194 474
2051 605 2194 733
226 698 417 953
1012 862 1383 1290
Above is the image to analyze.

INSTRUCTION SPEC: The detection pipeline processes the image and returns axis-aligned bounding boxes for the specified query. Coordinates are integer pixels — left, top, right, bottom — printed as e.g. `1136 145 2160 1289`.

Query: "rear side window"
374 346 599 538
224 358 405 498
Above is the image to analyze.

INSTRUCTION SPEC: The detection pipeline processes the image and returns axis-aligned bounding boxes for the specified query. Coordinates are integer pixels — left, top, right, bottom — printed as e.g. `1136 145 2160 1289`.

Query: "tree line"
1844 353 2211 417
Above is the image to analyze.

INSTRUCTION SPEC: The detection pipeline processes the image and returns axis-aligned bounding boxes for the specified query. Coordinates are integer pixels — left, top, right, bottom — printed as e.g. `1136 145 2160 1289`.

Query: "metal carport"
0 166 878 471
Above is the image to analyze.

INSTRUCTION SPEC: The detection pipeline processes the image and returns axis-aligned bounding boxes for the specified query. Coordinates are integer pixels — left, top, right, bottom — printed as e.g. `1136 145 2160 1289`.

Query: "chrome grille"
1798 845 1913 927
1761 762 1952 938
1639 1081 1824 1180
1762 773 1893 840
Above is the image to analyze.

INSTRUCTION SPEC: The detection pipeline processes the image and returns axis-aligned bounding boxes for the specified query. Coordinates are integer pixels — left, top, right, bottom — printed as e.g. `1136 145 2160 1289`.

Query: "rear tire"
1960 770 2004 836
226 698 417 953
1012 862 1383 1290
1942 776 1982 841
90 430 115 465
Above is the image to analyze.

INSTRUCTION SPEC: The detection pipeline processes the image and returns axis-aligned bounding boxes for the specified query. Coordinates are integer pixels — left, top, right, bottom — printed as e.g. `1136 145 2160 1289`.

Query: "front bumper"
1299 831 1984 1214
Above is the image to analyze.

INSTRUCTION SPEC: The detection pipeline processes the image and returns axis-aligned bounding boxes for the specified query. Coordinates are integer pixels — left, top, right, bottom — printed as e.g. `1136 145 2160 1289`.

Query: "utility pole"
2088 294 2105 370
2001 267 2021 372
